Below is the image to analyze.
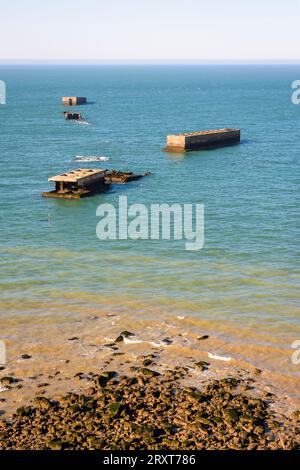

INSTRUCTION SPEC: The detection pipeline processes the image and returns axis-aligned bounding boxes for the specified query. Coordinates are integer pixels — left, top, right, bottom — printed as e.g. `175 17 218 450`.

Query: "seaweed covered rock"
0 368 299 450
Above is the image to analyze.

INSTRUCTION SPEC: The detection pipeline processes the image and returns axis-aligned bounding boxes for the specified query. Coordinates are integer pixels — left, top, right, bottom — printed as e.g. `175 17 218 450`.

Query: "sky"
0 0 300 63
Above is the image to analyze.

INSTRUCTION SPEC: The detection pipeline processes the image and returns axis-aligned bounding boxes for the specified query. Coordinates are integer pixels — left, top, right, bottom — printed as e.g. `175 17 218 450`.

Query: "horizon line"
0 59 300 66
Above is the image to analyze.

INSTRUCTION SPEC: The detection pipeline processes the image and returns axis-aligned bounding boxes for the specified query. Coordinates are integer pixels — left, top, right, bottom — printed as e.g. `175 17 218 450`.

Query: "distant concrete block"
62 96 87 106
166 128 241 151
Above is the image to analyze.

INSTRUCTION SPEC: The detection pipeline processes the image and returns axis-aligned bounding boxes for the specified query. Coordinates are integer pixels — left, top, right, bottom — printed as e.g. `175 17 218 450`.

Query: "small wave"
76 121 91 125
74 156 110 162
208 352 232 362
123 337 143 345
148 341 164 348
123 337 164 348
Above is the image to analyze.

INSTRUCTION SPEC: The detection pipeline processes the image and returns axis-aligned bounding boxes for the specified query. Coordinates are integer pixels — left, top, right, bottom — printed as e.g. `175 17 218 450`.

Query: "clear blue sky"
0 0 299 63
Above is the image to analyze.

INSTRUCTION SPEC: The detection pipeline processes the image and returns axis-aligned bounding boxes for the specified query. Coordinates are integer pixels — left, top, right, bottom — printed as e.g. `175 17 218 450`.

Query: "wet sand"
1 306 300 419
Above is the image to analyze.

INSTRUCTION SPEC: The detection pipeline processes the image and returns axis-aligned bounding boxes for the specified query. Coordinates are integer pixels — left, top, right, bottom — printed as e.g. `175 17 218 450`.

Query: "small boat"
74 156 110 162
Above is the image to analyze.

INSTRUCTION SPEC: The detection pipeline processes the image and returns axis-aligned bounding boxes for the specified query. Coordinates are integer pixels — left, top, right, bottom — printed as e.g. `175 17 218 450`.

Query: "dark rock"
21 354 32 360
108 402 122 416
162 337 173 345
48 439 63 450
101 371 117 379
95 375 109 387
195 361 209 371
224 408 239 423
198 335 209 341
0 376 16 386
140 368 160 377
104 343 118 348
114 335 124 343
16 406 33 417
87 437 105 448
68 404 80 413
120 331 135 338
34 397 53 410
188 391 207 402
197 417 214 427
142 359 153 367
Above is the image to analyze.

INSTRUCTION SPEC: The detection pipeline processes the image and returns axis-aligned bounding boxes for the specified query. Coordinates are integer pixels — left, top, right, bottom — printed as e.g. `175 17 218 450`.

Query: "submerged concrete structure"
104 170 151 184
64 112 83 120
42 169 150 199
42 169 109 199
62 96 87 106
165 128 241 152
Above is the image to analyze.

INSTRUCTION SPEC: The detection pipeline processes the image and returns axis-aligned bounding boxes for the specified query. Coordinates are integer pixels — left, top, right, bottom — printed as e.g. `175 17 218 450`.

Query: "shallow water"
0 65 299 402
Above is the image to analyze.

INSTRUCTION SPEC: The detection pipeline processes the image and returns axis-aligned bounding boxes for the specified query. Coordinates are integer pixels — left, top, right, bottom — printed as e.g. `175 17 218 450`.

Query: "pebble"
198 335 209 341
0 376 16 386
0 363 299 451
21 354 32 360
114 335 124 343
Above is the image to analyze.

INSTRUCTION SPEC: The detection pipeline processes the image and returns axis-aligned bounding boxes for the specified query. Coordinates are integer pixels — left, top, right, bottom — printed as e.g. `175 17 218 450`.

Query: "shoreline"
1 308 300 419
1 320 300 450
1 358 300 450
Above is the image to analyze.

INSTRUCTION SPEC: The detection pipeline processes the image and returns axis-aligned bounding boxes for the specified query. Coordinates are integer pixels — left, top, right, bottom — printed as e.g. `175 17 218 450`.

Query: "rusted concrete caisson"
104 170 151 184
64 112 83 121
42 169 150 199
62 96 87 106
42 169 109 199
165 128 241 152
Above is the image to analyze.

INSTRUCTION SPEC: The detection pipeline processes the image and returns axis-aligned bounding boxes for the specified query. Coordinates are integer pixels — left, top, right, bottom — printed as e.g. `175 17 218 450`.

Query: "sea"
0 64 299 402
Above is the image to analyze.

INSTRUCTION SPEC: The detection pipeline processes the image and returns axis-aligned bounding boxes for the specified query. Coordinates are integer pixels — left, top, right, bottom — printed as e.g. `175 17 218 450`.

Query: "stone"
142 359 153 367
16 406 32 417
196 417 214 427
0 376 15 386
162 337 173 345
96 375 109 387
101 371 117 379
48 439 63 450
140 368 160 377
0 362 298 451
224 408 239 423
195 361 209 371
188 391 207 402
34 397 53 410
120 331 135 338
108 402 122 416
114 335 124 343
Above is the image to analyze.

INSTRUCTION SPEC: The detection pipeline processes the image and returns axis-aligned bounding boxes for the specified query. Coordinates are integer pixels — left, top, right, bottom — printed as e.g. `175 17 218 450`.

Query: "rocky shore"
1 360 299 450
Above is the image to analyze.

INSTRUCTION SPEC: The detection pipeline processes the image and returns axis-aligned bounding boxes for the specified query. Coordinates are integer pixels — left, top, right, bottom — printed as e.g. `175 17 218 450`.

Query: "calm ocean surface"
0 65 299 392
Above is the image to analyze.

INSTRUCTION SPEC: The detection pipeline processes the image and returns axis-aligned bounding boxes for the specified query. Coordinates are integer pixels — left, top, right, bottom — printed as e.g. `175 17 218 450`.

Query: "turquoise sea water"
0 65 299 389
